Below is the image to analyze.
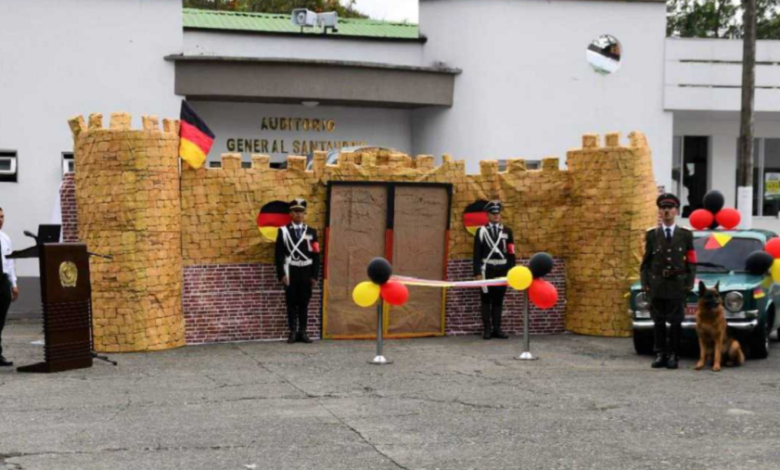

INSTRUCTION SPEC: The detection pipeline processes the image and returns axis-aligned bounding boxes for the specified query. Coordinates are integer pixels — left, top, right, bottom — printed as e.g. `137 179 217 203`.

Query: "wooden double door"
323 183 451 339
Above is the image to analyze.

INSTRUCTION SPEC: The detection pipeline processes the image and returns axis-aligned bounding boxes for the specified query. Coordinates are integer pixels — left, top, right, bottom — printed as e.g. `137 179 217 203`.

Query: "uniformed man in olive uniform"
640 193 697 369
275 198 320 344
473 200 516 340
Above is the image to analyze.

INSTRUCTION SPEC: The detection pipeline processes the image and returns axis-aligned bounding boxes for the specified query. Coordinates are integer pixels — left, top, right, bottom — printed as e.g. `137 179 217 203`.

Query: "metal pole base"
517 351 538 361
368 355 394 365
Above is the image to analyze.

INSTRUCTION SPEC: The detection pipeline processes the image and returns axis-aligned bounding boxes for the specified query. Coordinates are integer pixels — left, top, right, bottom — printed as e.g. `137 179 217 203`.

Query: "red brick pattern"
445 258 566 336
61 174 79 243
183 264 323 344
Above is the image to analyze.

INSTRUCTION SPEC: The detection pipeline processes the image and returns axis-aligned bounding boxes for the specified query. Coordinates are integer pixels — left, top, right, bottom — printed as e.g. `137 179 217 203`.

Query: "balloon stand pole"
369 302 393 365
517 290 538 361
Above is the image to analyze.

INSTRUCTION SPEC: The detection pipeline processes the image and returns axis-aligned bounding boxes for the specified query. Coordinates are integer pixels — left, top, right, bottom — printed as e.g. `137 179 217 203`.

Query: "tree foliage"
183 0 367 18
667 0 780 38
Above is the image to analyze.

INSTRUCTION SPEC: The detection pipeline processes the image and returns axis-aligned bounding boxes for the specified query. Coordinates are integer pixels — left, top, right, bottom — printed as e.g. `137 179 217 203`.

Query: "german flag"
463 200 489 236
179 101 215 169
257 201 291 241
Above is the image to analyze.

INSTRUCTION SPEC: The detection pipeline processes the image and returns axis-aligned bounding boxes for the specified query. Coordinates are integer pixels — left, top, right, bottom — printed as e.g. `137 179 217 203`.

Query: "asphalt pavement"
2 319 780 470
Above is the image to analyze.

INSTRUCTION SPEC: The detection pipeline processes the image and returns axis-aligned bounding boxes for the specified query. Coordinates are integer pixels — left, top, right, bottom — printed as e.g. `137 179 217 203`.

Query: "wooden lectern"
12 241 93 373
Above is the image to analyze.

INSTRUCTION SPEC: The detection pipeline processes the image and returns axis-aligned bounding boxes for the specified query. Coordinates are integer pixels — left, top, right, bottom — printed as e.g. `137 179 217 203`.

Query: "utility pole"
737 0 757 227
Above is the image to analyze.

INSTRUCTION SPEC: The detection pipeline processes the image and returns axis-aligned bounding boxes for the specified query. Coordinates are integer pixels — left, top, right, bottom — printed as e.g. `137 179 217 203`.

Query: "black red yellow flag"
463 200 489 235
179 100 215 169
257 201 291 241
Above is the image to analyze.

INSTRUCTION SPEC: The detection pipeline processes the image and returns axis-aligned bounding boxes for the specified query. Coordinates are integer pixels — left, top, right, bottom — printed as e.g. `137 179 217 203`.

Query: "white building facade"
2 0 779 312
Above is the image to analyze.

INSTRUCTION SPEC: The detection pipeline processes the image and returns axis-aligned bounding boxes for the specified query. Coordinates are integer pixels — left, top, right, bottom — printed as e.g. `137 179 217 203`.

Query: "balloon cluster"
352 257 410 308
689 190 741 230
746 238 780 281
506 252 558 309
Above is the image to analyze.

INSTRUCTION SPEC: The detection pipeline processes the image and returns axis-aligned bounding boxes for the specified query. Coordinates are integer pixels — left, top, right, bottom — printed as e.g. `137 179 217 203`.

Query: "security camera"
291 9 317 27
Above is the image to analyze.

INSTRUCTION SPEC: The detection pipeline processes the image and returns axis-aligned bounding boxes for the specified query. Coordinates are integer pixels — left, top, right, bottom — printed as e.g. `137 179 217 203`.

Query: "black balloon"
367 257 393 284
746 250 774 275
703 190 725 214
529 252 554 278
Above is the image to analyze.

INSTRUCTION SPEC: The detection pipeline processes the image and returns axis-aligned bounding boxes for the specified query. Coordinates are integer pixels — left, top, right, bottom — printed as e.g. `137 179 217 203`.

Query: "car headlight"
635 292 650 312
723 292 744 313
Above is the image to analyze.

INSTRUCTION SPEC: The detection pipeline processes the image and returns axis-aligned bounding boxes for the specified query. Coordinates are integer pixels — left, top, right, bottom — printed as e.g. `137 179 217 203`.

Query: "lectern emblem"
59 261 78 288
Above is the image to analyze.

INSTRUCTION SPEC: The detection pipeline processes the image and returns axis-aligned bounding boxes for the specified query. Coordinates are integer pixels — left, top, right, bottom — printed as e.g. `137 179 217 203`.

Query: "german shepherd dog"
695 281 745 371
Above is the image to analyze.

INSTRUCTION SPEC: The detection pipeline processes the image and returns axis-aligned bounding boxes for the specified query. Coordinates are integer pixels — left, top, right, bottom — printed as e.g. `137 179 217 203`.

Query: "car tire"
748 318 771 360
633 331 654 355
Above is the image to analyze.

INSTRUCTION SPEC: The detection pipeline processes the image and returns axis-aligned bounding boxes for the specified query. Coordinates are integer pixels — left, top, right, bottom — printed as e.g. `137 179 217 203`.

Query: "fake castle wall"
66 112 657 349
68 113 186 352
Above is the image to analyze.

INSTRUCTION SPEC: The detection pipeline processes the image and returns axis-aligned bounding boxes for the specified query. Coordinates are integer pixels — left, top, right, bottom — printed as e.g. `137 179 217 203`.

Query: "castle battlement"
68 112 658 343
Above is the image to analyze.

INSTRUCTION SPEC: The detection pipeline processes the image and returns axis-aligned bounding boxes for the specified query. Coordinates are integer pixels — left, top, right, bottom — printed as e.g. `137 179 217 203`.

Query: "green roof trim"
183 8 420 40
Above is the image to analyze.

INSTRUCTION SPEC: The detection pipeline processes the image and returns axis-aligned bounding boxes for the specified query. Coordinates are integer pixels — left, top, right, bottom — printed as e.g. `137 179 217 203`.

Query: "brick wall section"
61 174 78 243
182 259 563 343
183 264 323 344
445 258 566 336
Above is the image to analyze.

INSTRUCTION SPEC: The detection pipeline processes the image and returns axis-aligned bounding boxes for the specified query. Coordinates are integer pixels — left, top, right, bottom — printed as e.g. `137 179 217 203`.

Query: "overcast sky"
348 0 419 23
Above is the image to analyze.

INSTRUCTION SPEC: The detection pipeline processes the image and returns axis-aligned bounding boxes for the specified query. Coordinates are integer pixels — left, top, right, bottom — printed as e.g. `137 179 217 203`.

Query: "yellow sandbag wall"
69 113 186 352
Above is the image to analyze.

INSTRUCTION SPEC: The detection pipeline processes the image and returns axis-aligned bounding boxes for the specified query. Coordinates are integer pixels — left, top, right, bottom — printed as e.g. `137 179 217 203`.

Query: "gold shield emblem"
59 261 78 288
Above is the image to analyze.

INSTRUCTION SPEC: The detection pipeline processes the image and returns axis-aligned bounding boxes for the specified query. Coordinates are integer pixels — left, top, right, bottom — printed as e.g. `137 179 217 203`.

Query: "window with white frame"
0 150 18 183
62 152 74 175
747 138 780 217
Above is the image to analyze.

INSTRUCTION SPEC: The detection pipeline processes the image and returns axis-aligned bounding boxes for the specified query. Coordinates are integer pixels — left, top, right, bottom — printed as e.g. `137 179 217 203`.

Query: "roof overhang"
165 55 460 108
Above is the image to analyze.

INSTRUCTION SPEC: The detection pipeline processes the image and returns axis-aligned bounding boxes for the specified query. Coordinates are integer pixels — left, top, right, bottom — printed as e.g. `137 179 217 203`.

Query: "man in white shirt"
0 207 18 366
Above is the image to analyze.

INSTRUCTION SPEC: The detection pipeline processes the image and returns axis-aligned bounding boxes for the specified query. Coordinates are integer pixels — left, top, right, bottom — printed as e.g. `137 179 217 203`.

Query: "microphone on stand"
23 230 39 243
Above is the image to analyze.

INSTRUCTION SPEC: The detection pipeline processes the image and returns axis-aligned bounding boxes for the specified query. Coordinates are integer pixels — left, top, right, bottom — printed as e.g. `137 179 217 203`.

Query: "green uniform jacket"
640 226 696 300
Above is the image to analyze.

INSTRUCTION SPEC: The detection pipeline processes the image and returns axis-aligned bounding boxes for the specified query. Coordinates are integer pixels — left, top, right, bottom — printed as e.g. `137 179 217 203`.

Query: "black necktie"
296 227 302 239
665 228 672 242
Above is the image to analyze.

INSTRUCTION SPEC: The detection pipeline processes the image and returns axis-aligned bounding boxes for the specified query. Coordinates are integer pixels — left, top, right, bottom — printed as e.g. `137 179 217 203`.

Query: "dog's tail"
726 338 745 367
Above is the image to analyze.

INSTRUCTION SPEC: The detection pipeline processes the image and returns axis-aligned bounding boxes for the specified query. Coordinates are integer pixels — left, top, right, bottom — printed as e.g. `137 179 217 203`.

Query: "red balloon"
715 208 741 230
767 238 780 259
380 281 409 306
689 209 714 230
528 279 558 309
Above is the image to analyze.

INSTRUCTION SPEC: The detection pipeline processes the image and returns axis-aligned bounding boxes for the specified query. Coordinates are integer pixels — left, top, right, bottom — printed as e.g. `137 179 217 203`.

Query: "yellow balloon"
772 260 780 283
507 266 533 291
353 281 381 308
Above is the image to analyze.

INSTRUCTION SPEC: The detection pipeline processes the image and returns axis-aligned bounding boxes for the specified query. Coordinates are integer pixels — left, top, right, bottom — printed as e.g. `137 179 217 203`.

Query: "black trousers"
0 275 11 357
480 285 508 332
285 278 313 333
650 297 684 355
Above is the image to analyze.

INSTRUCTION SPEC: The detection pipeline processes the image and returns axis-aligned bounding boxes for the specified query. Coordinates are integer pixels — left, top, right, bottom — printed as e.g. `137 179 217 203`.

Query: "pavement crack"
316 403 413 470
400 393 508 411
233 344 411 470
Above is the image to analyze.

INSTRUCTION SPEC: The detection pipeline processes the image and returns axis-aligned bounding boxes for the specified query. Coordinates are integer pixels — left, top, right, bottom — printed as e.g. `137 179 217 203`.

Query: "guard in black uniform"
473 200 516 340
275 198 320 344
640 193 696 369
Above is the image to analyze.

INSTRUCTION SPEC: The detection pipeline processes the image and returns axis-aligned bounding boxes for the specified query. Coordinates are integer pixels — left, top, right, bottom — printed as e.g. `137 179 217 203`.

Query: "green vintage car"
631 229 780 359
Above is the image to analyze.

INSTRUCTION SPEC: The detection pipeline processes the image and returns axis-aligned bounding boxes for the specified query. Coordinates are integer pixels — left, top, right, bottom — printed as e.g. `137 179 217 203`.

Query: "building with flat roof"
3 0 780 314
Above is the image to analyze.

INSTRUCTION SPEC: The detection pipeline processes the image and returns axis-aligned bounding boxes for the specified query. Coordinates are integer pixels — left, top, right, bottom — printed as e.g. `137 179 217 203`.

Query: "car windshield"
693 235 763 272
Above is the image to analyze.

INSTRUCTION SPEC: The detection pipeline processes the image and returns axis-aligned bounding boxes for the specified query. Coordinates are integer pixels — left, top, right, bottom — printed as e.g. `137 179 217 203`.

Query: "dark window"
62 152 74 175
0 150 18 183
672 136 708 218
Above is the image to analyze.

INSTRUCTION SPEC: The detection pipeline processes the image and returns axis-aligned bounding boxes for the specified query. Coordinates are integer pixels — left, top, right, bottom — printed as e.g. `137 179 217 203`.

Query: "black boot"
0 356 12 367
491 305 508 339
287 331 297 344
299 331 312 344
666 354 679 369
481 304 492 340
651 353 668 369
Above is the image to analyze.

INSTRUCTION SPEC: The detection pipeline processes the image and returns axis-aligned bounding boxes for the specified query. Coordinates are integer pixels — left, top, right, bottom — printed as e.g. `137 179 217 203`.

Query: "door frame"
322 181 453 339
